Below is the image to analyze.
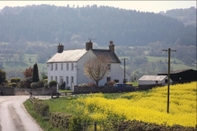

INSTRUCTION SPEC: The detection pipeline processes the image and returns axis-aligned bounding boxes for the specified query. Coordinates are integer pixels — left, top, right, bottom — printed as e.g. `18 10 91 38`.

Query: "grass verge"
23 99 62 131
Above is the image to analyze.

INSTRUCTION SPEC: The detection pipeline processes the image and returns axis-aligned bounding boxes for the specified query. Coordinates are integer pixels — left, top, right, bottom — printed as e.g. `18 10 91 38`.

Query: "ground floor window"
59 76 63 84
107 77 111 82
66 76 69 85
55 76 57 82
71 76 74 84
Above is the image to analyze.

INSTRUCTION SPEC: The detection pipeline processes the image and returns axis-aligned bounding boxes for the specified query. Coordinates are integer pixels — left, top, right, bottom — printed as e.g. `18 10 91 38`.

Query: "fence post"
94 122 97 131
83 120 86 131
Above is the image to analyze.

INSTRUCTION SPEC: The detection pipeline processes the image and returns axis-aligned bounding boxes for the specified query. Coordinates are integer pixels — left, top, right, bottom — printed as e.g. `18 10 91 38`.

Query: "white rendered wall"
47 62 77 87
76 50 97 85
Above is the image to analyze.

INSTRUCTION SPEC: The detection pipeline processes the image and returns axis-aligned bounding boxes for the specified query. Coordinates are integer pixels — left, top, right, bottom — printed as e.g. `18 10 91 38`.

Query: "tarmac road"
0 96 43 131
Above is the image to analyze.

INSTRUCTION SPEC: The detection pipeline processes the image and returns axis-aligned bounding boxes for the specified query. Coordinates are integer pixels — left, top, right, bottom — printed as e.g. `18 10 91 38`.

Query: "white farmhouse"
138 75 172 86
47 41 130 87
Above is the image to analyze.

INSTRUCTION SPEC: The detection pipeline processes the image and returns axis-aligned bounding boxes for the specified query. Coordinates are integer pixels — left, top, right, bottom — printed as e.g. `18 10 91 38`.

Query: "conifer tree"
32 63 39 82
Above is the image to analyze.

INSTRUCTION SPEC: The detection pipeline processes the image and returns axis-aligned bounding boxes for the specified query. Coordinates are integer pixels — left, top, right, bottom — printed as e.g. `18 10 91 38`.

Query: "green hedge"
49 112 72 130
114 120 197 131
8 82 17 87
31 82 38 89
34 100 49 116
49 80 57 87
10 77 20 83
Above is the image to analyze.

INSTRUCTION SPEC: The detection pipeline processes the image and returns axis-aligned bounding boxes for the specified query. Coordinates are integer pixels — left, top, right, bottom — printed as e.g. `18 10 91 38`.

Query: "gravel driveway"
0 96 43 131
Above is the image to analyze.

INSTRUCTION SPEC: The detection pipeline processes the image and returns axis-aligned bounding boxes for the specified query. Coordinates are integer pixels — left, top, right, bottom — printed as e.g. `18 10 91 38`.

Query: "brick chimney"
86 40 93 50
57 43 64 53
109 40 114 52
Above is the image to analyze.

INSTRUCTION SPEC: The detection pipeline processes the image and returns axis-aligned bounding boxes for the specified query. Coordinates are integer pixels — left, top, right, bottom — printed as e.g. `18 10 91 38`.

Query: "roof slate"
92 49 121 63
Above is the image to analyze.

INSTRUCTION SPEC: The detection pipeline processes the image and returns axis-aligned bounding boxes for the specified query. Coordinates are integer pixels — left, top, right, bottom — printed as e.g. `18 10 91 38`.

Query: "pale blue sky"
0 1 196 13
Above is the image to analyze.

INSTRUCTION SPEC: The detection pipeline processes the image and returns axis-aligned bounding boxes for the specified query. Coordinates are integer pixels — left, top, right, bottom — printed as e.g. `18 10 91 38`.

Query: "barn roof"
47 49 87 63
139 75 167 81
158 69 196 75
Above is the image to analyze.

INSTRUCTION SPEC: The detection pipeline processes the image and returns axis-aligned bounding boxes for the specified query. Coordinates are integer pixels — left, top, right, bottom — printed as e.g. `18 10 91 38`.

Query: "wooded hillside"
0 5 196 46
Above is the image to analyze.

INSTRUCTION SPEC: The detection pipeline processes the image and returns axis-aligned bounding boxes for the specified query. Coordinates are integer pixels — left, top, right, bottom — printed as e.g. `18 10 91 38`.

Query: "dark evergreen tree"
32 63 39 82
0 69 6 85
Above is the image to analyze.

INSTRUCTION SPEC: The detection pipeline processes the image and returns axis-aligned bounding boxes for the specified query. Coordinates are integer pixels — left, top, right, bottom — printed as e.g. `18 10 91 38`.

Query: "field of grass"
43 82 196 128
146 56 196 70
2 54 47 79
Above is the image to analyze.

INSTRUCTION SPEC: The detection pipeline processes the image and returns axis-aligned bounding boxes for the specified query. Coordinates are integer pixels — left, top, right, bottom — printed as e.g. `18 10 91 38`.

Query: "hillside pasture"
1 54 47 79
146 56 196 70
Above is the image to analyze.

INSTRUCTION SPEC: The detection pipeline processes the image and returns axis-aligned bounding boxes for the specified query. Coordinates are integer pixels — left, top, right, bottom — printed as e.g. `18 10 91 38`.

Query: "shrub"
10 77 20 83
37 81 44 88
87 82 96 87
59 82 65 90
107 81 115 86
34 100 49 116
44 83 48 88
114 79 119 83
49 80 57 87
49 112 72 129
43 79 48 84
31 82 38 89
19 77 32 88
11 82 17 87
78 83 88 87
68 116 83 131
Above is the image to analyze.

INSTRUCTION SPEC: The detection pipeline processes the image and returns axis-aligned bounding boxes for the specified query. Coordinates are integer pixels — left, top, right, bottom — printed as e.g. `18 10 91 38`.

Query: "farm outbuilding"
158 69 197 84
138 75 171 85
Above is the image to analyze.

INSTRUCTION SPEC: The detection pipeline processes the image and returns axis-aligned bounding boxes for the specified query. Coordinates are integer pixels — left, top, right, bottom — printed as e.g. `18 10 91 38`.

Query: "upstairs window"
51 63 53 70
61 63 63 70
107 64 111 70
55 63 58 70
71 63 74 70
67 63 69 70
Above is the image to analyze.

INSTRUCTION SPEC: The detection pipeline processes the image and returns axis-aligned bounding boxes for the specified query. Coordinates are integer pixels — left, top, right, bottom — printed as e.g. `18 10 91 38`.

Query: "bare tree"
84 55 110 86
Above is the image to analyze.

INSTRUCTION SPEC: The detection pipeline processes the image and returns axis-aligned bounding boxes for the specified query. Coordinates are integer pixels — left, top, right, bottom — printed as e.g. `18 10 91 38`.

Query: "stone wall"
138 84 163 90
0 87 15 95
0 87 56 95
73 86 136 94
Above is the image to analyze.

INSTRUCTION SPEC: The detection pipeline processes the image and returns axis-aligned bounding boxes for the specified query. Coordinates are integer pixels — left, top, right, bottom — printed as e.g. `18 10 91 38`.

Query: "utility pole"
122 58 127 84
163 48 176 113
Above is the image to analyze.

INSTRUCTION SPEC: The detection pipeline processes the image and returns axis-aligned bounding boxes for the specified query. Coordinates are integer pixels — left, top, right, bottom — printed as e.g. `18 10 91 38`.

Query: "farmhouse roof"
139 75 167 81
47 49 87 63
47 41 121 64
92 49 121 63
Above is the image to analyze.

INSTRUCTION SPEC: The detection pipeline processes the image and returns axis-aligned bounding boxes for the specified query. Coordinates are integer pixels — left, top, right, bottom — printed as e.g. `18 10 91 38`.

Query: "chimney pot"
109 41 115 52
57 43 64 53
86 40 93 50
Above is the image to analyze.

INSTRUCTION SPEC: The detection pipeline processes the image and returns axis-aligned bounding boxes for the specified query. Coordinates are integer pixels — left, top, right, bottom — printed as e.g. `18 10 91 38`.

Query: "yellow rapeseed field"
75 82 196 127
